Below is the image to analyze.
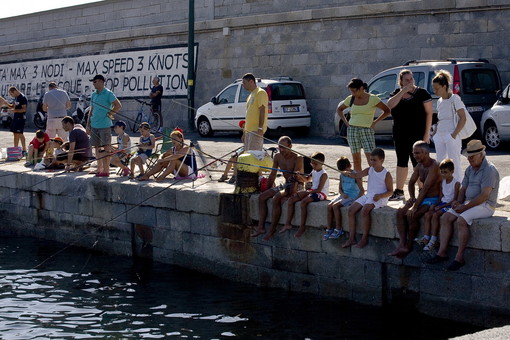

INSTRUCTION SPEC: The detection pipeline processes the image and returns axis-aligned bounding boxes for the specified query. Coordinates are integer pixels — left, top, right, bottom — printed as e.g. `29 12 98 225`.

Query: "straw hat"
462 139 486 157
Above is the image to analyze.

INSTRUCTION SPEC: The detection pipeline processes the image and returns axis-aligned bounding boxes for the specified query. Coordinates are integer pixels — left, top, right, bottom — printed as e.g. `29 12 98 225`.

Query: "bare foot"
294 227 306 238
262 230 276 241
279 225 292 233
342 239 357 248
388 246 407 257
251 228 266 237
355 238 368 248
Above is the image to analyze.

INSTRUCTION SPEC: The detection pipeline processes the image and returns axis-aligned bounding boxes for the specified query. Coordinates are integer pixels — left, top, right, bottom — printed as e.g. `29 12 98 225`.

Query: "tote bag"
452 96 476 140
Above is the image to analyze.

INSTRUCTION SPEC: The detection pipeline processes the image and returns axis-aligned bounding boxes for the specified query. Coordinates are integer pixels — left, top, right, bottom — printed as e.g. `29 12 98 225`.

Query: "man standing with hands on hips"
86 75 122 177
241 73 268 151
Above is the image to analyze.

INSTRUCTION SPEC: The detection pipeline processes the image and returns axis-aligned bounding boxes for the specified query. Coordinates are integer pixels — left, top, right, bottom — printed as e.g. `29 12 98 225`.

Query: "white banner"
0 44 198 100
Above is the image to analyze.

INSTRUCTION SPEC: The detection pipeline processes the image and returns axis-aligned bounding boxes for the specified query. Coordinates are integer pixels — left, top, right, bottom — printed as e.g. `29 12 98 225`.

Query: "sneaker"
218 174 228 182
417 237 429 246
95 172 110 177
228 175 236 184
423 240 438 251
389 189 405 201
122 168 131 177
24 161 33 167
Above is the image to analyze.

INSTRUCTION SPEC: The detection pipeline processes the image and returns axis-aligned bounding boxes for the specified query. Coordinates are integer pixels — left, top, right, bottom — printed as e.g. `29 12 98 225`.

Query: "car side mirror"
211 96 218 105
498 90 510 105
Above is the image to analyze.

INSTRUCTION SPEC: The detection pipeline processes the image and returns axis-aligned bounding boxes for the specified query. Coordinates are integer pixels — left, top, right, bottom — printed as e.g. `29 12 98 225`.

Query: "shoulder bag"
452 96 476 140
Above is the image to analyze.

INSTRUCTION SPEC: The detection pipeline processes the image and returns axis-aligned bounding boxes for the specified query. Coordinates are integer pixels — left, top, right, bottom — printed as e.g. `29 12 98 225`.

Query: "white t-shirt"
436 94 467 134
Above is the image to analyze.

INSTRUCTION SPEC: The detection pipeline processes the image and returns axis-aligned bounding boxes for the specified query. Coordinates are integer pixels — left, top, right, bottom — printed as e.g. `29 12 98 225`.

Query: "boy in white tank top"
340 148 393 248
281 152 329 238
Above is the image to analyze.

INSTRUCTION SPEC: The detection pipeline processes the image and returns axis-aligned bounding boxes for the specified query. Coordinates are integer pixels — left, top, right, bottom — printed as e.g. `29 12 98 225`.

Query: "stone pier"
0 164 509 328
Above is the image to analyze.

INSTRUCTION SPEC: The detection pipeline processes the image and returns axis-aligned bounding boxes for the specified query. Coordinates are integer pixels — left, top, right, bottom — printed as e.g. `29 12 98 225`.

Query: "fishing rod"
169 98 342 175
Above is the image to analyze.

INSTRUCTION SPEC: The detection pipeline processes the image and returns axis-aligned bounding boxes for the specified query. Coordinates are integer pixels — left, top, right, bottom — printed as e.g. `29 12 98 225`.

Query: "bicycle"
131 98 161 133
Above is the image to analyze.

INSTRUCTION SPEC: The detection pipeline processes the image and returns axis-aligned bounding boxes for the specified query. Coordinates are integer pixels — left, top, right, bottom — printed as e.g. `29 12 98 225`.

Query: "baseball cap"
50 136 64 144
90 74 105 82
113 121 127 129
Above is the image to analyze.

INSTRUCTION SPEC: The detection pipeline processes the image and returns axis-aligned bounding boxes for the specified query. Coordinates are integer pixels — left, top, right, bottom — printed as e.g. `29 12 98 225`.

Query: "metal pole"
187 0 195 131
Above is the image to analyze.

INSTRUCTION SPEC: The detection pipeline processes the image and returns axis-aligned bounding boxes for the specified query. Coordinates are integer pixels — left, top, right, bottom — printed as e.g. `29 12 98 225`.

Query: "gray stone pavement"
1 127 509 214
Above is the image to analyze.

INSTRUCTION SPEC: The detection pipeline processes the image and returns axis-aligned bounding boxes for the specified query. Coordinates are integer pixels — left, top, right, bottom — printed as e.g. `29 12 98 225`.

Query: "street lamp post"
187 0 195 131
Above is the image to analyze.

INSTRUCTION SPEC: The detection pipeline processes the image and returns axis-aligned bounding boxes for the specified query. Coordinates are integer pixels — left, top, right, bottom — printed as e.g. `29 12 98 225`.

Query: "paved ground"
1 127 509 214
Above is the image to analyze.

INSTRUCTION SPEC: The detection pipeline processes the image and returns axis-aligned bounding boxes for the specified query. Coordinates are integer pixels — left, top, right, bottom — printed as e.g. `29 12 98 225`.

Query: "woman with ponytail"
431 70 467 180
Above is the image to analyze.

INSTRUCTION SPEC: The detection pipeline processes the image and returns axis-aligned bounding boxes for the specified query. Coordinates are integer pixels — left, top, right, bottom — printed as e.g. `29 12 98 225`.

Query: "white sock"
430 236 437 242
422 235 431 241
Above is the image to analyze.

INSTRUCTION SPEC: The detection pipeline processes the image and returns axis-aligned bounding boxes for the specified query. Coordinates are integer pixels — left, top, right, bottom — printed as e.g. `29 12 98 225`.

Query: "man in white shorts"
43 82 71 140
427 140 499 271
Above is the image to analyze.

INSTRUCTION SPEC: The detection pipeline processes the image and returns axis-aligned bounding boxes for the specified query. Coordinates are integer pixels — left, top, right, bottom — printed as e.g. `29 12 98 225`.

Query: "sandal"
329 229 345 239
322 229 334 241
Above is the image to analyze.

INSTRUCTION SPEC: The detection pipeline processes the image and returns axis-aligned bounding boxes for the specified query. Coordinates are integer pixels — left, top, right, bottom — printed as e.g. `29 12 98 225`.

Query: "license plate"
283 106 299 113
1 116 7 121
467 106 483 113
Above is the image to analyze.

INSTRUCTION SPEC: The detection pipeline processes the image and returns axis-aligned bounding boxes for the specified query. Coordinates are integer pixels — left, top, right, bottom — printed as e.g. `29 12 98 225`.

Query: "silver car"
480 83 510 150
334 59 502 139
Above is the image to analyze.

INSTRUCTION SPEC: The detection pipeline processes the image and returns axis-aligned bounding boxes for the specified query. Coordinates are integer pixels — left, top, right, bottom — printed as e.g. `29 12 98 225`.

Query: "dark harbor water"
0 236 483 339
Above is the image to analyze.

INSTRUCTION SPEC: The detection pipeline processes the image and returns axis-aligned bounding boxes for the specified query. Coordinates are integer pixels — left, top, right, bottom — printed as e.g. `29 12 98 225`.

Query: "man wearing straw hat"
427 140 499 271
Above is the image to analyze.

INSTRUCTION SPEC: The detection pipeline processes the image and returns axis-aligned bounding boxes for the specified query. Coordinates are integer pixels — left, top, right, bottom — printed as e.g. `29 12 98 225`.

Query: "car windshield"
461 69 500 94
268 83 305 100
368 74 397 99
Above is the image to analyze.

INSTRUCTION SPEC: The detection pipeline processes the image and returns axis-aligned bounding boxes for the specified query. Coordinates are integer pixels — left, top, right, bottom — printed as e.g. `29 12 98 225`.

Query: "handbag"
6 146 23 161
452 95 476 140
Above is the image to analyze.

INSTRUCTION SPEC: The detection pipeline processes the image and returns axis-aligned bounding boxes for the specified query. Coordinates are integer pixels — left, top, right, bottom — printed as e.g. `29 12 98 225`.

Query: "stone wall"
0 165 509 327
1 1 509 134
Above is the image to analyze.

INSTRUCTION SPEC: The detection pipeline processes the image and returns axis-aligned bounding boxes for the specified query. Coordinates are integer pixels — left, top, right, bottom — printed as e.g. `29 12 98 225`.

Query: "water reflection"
0 236 482 339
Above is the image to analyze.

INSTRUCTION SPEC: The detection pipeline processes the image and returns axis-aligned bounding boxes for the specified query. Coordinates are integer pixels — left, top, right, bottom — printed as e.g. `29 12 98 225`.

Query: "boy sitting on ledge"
341 148 393 248
281 151 329 238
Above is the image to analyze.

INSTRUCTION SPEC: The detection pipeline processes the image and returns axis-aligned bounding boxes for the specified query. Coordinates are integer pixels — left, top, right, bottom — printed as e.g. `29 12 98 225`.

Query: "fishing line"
168 98 342 175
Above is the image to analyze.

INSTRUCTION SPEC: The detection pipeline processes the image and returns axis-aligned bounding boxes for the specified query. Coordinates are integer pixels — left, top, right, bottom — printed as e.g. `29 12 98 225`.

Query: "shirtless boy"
251 136 304 240
389 141 441 258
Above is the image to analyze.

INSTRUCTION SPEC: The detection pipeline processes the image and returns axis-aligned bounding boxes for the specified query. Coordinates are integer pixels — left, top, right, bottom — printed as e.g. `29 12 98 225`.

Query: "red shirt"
30 133 50 150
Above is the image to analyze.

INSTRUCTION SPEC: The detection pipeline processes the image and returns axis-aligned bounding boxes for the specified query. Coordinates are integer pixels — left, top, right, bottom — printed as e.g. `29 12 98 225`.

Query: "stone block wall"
0 1 509 134
0 165 509 327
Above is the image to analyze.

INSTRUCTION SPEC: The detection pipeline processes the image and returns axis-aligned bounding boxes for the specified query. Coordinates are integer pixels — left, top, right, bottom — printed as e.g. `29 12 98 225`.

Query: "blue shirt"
90 88 117 129
341 172 360 199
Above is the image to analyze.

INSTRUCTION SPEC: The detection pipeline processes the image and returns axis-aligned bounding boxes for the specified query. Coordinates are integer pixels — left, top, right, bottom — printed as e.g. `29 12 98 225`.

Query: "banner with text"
0 44 198 100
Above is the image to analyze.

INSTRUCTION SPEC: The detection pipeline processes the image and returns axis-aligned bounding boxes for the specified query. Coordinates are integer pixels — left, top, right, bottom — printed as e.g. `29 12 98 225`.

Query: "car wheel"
483 123 500 150
197 117 213 137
